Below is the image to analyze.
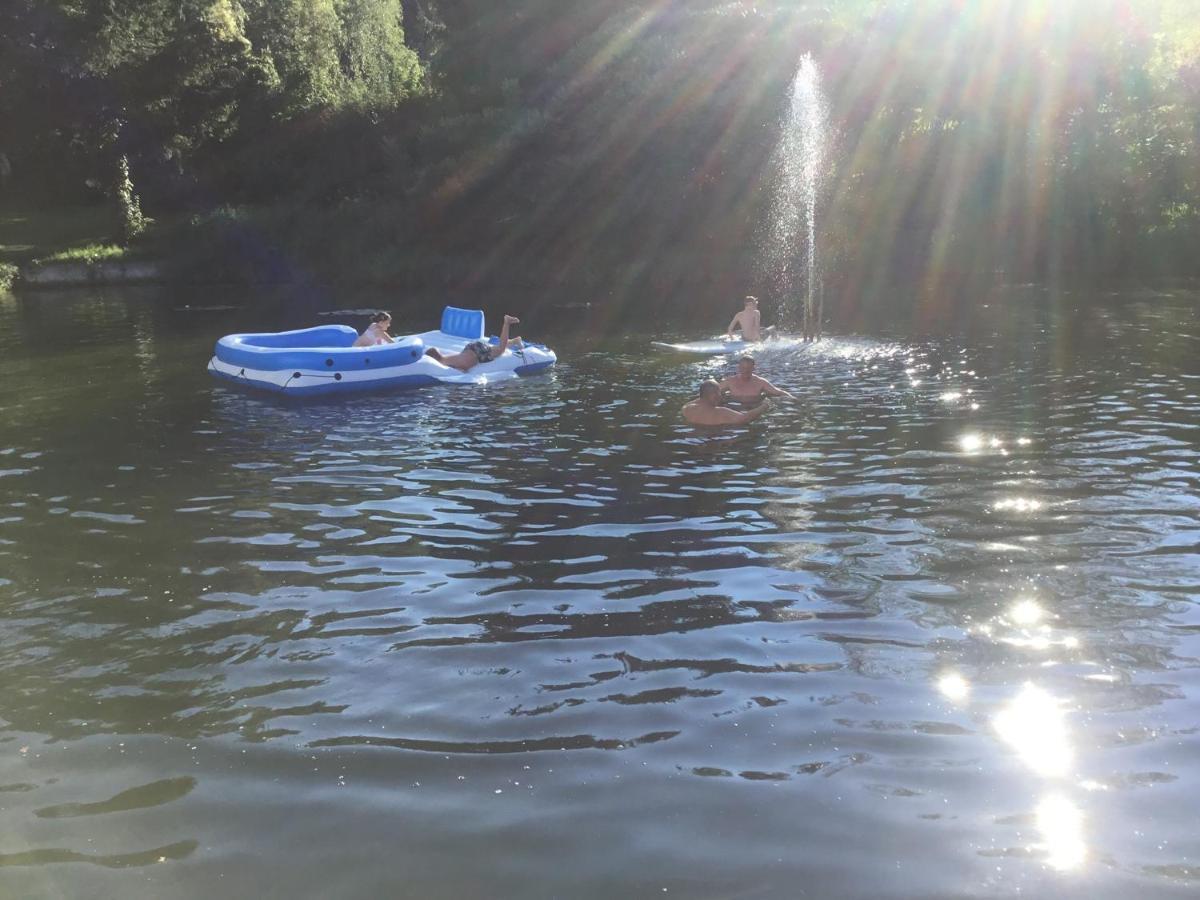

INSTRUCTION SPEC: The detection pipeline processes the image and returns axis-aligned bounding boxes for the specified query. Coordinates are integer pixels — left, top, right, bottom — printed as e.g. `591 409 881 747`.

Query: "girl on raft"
353 311 395 347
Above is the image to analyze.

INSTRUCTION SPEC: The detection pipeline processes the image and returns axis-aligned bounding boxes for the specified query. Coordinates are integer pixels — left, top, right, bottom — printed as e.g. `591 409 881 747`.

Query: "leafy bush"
113 156 146 244
0 262 17 291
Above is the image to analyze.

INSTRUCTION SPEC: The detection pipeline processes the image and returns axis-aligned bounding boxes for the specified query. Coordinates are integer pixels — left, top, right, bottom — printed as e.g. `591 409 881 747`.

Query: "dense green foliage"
2 0 1199 317
0 0 424 200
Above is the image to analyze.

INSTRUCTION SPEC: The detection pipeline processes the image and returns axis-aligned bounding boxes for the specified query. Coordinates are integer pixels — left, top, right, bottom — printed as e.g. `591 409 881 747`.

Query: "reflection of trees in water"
0 597 350 743
0 839 198 869
394 596 857 651
34 775 196 818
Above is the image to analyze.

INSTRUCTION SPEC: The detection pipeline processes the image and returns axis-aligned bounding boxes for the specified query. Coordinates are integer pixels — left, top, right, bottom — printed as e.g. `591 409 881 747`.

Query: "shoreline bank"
19 258 167 287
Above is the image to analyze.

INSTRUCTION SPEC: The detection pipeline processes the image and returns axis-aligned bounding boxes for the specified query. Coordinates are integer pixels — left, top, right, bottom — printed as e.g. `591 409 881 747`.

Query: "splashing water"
764 54 828 340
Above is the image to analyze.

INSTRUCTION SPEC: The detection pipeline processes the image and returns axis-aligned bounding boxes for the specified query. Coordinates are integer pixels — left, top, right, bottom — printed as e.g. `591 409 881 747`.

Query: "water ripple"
0 293 1198 897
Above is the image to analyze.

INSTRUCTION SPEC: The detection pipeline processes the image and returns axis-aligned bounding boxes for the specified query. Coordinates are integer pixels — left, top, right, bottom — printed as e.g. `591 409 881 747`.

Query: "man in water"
425 314 523 372
683 380 771 426
718 355 795 402
725 295 772 343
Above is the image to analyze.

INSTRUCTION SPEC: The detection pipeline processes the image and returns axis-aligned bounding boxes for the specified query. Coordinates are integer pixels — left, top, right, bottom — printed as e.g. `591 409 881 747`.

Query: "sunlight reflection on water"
994 683 1074 778
937 672 971 702
1037 794 1088 871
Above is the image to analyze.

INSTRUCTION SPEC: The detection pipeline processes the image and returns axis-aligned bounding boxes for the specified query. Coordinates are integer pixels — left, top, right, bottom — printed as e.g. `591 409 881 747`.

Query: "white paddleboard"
651 338 750 356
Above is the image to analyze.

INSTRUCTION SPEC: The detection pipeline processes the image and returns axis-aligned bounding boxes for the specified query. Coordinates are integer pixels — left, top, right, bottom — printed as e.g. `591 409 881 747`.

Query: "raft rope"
208 363 348 392
280 371 343 391
210 358 251 382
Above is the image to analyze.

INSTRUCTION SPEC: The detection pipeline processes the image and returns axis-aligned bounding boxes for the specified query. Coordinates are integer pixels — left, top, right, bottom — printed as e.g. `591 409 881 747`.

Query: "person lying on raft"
683 380 771 426
424 314 523 372
353 311 395 347
718 355 796 402
724 295 774 343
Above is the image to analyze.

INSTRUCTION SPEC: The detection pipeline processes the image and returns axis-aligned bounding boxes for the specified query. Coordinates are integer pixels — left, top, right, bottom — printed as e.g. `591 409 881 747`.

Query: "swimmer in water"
682 380 771 426
718 355 795 402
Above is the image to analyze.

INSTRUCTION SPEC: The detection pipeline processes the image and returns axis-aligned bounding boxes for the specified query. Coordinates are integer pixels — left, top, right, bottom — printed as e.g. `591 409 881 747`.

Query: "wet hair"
744 295 758 304
698 380 722 400
370 311 391 324
737 355 755 366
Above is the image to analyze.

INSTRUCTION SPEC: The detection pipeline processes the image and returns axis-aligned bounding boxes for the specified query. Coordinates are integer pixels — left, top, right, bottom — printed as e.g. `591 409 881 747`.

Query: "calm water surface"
0 287 1198 898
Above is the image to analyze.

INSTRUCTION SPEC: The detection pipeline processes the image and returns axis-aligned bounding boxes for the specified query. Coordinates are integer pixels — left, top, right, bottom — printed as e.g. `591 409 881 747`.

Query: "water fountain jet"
763 53 828 341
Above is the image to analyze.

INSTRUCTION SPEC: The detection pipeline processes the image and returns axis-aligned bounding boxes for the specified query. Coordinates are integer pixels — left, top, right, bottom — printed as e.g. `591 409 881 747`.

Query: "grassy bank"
0 204 182 289
0 206 129 266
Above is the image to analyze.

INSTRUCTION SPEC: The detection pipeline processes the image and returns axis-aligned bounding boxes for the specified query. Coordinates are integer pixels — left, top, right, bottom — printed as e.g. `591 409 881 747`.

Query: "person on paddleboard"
724 296 774 343
683 380 771 426
719 355 795 402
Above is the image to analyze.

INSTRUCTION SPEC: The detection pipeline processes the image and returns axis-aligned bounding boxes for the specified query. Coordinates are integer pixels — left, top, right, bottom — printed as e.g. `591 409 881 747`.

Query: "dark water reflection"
0 287 1198 898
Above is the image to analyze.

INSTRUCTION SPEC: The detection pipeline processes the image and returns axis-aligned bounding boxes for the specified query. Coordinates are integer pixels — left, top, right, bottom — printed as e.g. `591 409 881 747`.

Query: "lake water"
0 286 1198 898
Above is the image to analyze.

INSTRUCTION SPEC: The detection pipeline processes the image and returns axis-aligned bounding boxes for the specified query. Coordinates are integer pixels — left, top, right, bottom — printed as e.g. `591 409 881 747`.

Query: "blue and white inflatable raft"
208 306 556 396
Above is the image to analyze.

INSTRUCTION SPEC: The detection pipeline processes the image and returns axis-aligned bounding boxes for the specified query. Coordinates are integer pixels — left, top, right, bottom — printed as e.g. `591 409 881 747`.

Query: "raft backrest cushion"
440 307 486 340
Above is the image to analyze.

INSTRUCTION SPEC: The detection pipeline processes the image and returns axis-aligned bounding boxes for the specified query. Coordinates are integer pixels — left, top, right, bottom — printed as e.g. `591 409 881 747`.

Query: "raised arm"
495 314 520 355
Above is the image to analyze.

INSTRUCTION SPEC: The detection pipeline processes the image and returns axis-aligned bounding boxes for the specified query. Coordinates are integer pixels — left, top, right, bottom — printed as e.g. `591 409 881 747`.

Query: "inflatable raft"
208 306 556 396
